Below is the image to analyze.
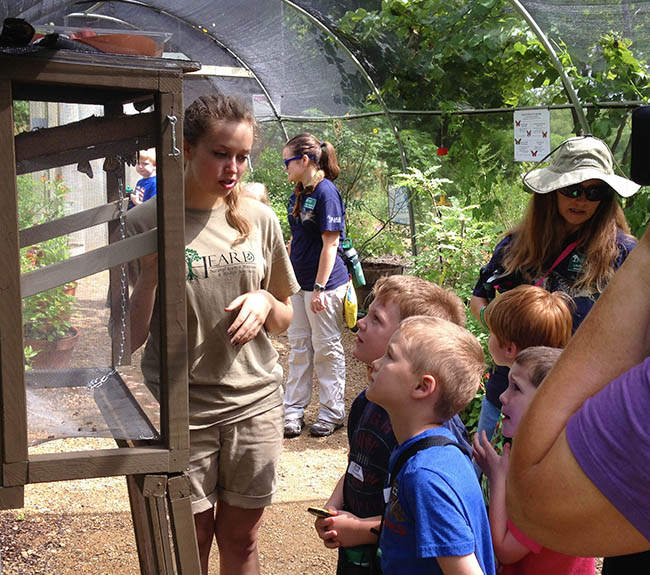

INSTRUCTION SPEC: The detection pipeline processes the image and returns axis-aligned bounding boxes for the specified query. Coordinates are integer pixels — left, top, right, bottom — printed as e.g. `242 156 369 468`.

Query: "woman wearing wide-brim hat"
468 135 640 460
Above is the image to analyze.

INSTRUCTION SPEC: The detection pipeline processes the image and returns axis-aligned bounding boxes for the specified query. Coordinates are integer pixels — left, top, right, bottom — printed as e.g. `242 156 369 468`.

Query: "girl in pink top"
473 347 595 575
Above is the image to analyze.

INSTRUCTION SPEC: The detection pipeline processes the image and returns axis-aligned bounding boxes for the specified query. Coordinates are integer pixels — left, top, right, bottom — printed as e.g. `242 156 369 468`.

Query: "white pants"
283 285 347 424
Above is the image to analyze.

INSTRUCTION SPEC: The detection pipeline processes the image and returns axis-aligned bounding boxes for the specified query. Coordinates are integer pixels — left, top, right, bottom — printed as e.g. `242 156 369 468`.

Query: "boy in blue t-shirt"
314 276 472 573
129 148 157 207
369 316 494 575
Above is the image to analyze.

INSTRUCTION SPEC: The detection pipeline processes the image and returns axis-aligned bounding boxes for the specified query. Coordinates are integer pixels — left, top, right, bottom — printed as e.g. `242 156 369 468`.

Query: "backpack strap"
368 436 463 574
386 435 464 489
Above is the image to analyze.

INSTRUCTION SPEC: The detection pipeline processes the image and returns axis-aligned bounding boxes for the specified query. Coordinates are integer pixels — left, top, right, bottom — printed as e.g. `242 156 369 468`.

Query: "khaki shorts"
188 405 283 514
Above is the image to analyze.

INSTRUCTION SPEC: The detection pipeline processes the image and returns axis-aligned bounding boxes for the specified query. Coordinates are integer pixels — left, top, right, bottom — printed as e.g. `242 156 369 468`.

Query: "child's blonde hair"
514 346 563 388
399 316 485 422
241 182 270 205
484 285 572 349
373 275 466 327
138 148 156 165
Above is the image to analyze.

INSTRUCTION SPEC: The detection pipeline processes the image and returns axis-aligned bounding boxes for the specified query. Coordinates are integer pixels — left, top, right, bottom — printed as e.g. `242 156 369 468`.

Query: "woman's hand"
311 290 326 314
225 289 273 345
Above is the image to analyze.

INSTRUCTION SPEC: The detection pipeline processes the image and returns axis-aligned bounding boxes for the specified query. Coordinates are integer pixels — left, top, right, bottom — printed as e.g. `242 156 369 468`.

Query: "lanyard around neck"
535 240 579 287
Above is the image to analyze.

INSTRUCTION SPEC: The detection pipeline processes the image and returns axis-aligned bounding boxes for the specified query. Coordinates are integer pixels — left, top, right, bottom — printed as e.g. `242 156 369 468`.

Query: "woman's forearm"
129 273 158 352
264 295 293 334
315 231 340 287
470 295 489 322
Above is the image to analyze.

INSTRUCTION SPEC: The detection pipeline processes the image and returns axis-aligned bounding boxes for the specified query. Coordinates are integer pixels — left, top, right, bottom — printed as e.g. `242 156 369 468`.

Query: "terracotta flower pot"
356 262 405 310
25 326 80 370
63 281 77 296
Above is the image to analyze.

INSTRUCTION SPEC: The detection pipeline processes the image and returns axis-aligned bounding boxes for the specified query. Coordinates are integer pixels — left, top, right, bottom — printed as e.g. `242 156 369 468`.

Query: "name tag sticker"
347 461 364 482
304 197 317 210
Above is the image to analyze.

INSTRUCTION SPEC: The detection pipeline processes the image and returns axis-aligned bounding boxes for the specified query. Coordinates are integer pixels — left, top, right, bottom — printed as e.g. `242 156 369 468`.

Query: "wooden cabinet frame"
0 49 200 573
0 48 201 572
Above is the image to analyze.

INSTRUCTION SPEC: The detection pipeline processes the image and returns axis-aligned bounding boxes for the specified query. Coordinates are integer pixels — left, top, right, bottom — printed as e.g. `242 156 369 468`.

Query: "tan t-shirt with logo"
127 196 299 428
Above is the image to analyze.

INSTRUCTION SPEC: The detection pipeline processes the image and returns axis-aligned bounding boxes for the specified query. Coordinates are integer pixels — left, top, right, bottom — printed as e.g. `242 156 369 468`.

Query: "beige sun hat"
523 136 641 198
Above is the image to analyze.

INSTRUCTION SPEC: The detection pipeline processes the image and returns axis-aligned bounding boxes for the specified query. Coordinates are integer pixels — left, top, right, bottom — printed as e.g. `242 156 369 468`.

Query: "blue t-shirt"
288 178 348 291
136 176 157 203
345 391 472 519
381 427 495 575
473 229 636 407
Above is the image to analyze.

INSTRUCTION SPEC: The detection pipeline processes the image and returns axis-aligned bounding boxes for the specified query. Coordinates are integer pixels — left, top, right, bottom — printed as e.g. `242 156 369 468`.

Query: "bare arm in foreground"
507 225 650 556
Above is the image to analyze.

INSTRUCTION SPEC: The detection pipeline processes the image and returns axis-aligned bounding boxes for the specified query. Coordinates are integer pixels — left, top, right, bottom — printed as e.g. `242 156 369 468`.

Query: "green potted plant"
19 173 79 369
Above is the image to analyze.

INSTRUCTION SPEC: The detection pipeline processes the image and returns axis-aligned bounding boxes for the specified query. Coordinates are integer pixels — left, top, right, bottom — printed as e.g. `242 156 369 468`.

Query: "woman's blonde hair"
502 191 632 292
184 93 255 243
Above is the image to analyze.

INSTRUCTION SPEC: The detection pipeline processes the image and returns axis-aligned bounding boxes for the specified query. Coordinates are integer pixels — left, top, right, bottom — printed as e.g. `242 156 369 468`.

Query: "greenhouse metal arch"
5 1 649 144
3 0 649 255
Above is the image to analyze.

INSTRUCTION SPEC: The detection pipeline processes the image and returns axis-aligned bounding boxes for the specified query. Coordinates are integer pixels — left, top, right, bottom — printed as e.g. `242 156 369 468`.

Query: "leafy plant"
19 174 76 342
459 382 486 438
23 345 37 371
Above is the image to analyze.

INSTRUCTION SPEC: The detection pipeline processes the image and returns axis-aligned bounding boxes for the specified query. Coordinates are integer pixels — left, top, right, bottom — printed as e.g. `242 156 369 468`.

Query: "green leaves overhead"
338 0 648 119
339 0 548 111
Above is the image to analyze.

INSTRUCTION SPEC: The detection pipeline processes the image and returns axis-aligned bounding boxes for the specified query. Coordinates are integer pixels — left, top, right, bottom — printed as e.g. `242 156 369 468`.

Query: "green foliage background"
249 0 649 436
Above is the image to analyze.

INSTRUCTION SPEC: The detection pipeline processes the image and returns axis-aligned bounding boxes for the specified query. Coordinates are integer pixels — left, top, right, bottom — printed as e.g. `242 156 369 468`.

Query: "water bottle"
341 238 366 287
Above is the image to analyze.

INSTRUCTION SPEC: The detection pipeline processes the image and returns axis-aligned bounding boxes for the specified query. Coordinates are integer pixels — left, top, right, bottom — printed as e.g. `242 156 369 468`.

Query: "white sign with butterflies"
513 109 551 162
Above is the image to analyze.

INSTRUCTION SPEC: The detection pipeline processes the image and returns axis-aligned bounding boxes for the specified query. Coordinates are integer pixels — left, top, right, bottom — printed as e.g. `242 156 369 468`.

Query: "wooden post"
167 473 201 573
125 473 159 575
143 474 174 572
156 89 189 467
0 79 28 498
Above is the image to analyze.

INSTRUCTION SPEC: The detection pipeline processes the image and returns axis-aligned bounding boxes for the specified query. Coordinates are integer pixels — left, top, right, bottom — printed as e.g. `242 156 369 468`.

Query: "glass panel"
16 100 162 450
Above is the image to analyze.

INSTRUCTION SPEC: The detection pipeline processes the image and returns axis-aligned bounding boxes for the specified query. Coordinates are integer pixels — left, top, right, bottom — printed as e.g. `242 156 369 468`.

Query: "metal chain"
87 168 129 391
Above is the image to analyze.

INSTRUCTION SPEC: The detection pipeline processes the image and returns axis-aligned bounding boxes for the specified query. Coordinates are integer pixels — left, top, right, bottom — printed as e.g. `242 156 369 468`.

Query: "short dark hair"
514 346 563 388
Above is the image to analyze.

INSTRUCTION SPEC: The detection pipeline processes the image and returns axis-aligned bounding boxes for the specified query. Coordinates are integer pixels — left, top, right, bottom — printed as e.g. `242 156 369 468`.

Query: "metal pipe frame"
508 0 591 135
69 0 289 140
281 0 417 255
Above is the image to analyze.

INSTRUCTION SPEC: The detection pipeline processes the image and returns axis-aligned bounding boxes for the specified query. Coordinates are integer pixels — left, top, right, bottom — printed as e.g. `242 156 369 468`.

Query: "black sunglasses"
558 184 612 202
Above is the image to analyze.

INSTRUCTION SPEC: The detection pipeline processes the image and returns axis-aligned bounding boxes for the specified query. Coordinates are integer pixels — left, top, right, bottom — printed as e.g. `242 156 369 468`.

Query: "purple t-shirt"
566 357 650 541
